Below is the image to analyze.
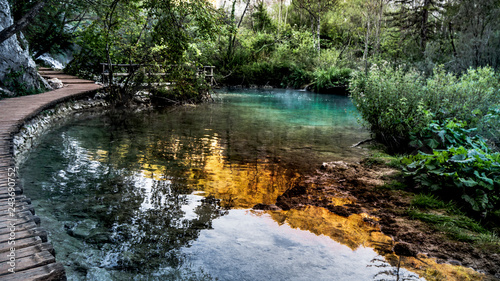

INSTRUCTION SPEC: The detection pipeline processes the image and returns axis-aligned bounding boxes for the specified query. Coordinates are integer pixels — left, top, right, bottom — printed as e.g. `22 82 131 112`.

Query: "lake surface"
19 89 423 280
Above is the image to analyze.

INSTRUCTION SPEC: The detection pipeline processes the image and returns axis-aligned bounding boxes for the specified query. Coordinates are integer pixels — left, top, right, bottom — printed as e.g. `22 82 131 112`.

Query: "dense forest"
7 0 500 90
2 0 500 259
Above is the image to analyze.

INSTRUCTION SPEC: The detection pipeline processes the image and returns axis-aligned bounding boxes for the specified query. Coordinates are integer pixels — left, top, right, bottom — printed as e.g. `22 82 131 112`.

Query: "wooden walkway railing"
100 63 215 86
0 67 102 280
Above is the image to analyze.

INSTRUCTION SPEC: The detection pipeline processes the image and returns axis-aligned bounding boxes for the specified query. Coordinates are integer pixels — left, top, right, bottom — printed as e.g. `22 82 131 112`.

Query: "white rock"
47 78 64 89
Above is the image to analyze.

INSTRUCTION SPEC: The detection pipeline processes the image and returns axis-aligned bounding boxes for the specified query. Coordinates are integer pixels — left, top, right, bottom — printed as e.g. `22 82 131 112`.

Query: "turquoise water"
19 89 422 280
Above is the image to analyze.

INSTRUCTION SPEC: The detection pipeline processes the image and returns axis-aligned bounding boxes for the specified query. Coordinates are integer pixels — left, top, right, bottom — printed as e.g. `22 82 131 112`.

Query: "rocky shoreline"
13 93 110 166
254 160 500 280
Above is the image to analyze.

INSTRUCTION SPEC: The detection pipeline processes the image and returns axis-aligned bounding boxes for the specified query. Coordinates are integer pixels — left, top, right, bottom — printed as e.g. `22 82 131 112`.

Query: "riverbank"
255 150 500 280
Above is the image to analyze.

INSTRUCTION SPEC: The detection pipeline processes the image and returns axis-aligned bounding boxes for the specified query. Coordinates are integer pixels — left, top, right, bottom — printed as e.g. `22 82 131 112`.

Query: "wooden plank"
0 262 65 281
0 187 24 199
0 236 42 253
0 201 29 209
0 67 105 280
0 221 37 235
0 242 54 263
0 203 34 216
0 227 47 244
0 211 40 225
0 196 30 206
0 250 55 276
0 215 40 227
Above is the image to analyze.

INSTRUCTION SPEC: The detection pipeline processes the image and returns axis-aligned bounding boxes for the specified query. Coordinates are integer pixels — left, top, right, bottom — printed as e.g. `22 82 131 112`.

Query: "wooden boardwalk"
0 68 102 280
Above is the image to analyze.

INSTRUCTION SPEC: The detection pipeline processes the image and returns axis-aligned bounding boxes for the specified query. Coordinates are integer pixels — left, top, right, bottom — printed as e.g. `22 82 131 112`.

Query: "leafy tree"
251 0 274 33
292 0 338 52
387 0 446 57
447 0 500 71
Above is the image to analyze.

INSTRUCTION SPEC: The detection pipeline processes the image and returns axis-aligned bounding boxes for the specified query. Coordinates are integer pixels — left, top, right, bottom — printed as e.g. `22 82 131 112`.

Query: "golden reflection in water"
268 206 389 250
266 206 486 281
91 134 486 280
133 134 302 208
186 138 301 208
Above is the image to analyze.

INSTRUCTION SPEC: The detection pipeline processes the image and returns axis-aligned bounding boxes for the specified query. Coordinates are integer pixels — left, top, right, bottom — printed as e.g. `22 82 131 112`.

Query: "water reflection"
19 90 480 280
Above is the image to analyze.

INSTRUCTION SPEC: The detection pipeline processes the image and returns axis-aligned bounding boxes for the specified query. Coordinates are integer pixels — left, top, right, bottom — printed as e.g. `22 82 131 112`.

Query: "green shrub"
350 65 500 151
402 120 500 216
282 66 313 89
312 66 352 93
477 106 500 150
425 66 500 127
349 66 432 151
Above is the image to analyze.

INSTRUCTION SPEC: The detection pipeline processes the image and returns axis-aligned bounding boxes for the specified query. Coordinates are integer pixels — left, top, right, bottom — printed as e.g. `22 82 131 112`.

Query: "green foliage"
379 180 406 190
251 1 275 33
477 106 500 149
150 68 210 106
350 65 500 151
408 209 491 242
411 193 456 210
408 193 500 244
402 120 500 216
64 0 218 104
1 67 44 98
349 66 433 150
312 66 351 93
10 0 87 58
283 67 313 89
425 66 500 126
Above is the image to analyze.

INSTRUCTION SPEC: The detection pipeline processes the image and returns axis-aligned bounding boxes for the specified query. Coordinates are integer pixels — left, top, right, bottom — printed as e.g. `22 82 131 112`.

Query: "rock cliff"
0 0 49 96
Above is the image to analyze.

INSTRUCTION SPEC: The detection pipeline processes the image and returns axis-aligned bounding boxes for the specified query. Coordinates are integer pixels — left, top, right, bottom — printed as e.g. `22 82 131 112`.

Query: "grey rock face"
0 0 50 93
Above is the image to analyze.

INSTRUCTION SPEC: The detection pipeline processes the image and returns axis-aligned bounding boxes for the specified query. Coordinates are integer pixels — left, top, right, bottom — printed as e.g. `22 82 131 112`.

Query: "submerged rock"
67 219 97 239
86 267 113 281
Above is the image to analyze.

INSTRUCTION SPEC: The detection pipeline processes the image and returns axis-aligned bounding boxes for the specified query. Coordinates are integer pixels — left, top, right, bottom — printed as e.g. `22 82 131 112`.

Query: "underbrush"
402 120 500 218
1 67 45 99
352 65 500 245
350 65 500 151
408 194 500 247
215 29 354 92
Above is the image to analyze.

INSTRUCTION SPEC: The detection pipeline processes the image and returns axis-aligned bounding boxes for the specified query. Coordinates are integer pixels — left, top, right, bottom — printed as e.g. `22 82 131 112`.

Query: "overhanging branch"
0 1 47 45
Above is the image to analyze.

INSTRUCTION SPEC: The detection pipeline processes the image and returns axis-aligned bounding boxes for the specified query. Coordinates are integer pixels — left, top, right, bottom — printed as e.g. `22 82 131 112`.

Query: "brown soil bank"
256 160 500 280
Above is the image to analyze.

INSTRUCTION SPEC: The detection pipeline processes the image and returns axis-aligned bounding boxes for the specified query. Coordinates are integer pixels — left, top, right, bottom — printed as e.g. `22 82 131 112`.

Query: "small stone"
393 242 418 257
47 78 64 89
321 161 350 172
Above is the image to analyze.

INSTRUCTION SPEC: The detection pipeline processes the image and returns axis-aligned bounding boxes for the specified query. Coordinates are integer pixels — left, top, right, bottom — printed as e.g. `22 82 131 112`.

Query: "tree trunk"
317 15 321 53
420 0 430 53
363 19 371 75
0 1 46 45
374 0 383 54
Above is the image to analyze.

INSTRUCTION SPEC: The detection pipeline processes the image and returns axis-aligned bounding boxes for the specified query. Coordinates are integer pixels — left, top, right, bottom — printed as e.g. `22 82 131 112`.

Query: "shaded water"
20 89 423 280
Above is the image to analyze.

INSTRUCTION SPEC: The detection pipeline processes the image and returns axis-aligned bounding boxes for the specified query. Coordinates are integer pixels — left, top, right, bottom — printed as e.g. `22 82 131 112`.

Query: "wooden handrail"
100 63 215 86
